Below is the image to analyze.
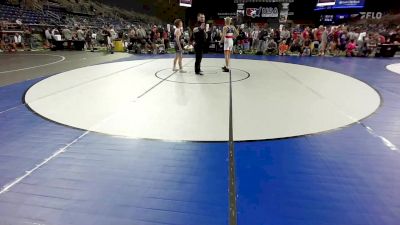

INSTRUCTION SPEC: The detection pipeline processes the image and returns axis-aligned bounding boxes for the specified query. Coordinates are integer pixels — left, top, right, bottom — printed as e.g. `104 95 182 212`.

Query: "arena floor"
0 51 400 225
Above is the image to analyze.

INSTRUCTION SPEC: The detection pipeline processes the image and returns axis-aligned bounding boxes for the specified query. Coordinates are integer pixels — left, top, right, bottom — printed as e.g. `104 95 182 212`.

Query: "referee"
193 13 207 75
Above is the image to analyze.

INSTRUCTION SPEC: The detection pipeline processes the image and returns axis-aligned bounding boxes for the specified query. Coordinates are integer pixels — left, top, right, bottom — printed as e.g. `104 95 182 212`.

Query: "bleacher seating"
1 3 129 28
0 4 48 24
0 0 161 29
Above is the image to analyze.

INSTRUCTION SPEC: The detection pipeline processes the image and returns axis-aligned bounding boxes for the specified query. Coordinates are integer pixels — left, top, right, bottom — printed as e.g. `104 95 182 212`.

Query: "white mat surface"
387 63 400 75
25 58 381 141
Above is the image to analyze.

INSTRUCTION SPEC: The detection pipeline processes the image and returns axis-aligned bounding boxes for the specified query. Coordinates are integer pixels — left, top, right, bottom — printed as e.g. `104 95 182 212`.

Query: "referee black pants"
195 46 203 73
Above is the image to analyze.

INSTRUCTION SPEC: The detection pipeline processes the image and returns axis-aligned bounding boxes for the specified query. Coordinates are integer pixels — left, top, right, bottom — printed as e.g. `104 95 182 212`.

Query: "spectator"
313 25 323 54
273 28 280 44
97 28 105 46
366 35 377 55
138 25 146 41
150 25 158 54
76 27 85 41
7 35 14 51
348 28 359 42
184 26 191 46
280 26 291 44
109 26 117 40
266 38 277 55
162 28 169 49
1 33 12 52
279 40 289 56
23 26 33 50
44 27 52 47
290 38 302 55
378 33 386 44
319 26 328 56
256 27 269 54
359 36 372 57
51 27 60 40
12 32 23 51
0 35 5 52
390 28 400 44
302 38 311 56
346 39 356 57
129 27 137 43
293 24 302 42
236 28 247 53
338 27 348 55
251 26 260 51
102 27 113 54
331 26 340 56
211 26 222 43
62 26 72 41
302 26 310 42
85 28 95 52
205 26 212 53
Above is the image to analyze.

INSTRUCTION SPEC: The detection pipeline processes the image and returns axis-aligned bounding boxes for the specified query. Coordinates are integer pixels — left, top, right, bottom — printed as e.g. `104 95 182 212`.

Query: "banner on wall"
179 0 192 7
246 6 279 18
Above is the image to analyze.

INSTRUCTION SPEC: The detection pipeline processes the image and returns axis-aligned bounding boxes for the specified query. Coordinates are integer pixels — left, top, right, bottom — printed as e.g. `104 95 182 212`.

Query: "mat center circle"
155 66 250 84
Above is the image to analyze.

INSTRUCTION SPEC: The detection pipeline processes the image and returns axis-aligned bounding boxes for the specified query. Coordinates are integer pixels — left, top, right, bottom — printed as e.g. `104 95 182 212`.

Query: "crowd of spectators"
119 22 400 57
212 23 400 57
0 20 175 54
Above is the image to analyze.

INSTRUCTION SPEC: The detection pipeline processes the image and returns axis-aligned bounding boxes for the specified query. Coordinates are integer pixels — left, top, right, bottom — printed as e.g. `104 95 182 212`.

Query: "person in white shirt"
51 28 59 40
110 27 117 40
358 31 367 42
319 26 329 56
251 26 260 51
357 31 367 54
62 27 72 41
52 27 62 43
76 27 85 41
14 33 22 44
45 27 52 47
280 27 291 43
348 29 359 42
12 33 23 50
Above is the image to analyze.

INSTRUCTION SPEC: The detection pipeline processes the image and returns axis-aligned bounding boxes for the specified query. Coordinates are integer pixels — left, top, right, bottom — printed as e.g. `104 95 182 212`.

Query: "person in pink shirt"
346 39 356 57
379 34 386 44
302 27 310 41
